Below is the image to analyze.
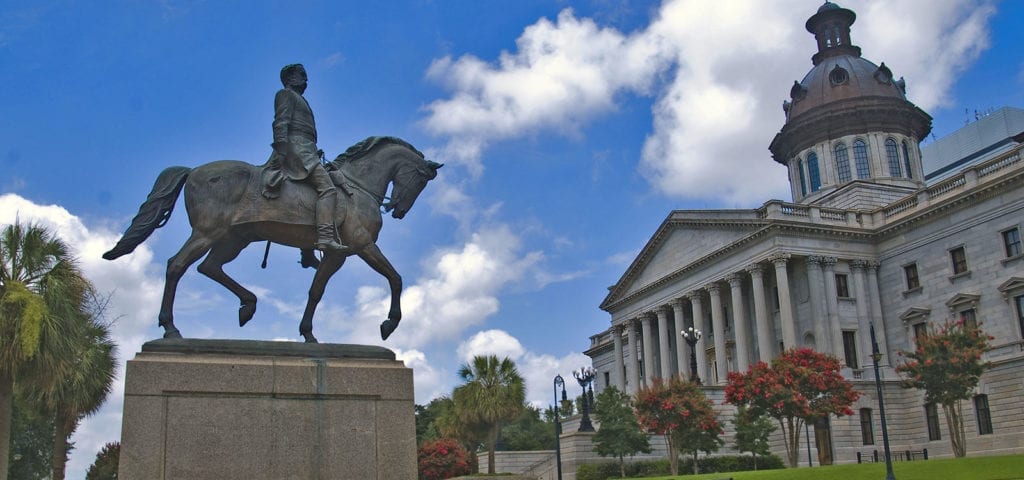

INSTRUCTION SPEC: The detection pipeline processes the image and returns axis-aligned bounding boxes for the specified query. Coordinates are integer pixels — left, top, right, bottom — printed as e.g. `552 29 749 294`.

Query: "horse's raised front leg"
298 252 346 343
196 237 257 327
357 244 403 340
159 233 213 339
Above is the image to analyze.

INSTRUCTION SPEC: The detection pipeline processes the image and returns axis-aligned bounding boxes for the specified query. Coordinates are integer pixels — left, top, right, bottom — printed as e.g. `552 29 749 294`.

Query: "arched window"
807 153 821 191
853 139 870 178
902 140 914 178
835 143 851 182
886 138 902 177
798 161 807 196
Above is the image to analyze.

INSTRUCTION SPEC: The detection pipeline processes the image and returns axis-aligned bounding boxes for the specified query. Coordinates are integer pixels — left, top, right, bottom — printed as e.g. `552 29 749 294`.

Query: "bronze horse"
103 137 441 342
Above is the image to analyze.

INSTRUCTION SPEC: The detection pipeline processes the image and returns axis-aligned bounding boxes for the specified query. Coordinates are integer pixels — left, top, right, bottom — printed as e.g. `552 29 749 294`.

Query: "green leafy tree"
499 405 554 451
451 355 525 474
416 397 453 446
592 386 650 478
1 222 93 480
634 377 723 475
8 393 54 480
725 348 860 468
896 319 992 457
732 406 775 470
85 442 119 480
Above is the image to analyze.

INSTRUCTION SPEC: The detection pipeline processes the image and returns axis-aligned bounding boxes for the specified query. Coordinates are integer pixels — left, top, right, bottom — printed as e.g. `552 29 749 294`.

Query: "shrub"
418 438 473 480
576 454 783 479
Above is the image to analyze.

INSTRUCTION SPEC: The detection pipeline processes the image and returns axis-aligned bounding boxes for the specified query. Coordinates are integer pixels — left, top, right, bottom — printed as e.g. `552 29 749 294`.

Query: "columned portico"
640 313 655 387
823 257 843 360
687 291 708 382
611 324 625 390
747 263 774 362
727 274 751 370
772 254 798 350
865 261 890 358
806 256 828 351
626 319 641 393
851 260 872 366
708 283 728 384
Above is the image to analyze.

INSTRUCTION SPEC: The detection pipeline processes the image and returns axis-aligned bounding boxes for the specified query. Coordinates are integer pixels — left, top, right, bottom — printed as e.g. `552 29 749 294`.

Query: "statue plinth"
118 338 416 480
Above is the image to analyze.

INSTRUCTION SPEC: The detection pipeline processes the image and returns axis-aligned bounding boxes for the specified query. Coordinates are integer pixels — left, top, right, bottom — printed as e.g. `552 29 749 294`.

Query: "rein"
335 169 392 212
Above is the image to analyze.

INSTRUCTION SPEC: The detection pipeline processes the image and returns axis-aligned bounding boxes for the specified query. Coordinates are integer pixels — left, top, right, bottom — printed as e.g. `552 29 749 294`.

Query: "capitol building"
586 1 1024 464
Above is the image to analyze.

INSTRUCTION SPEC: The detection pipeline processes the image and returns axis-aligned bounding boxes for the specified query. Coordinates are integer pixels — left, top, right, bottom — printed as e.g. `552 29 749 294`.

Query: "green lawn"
629 455 1024 480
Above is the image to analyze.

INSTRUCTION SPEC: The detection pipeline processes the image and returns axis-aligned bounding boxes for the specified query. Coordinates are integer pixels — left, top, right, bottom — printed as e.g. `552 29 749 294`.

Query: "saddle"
233 165 351 227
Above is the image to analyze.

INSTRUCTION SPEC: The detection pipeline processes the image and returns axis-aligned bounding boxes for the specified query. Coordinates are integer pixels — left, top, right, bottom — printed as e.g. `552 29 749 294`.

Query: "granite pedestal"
118 339 416 480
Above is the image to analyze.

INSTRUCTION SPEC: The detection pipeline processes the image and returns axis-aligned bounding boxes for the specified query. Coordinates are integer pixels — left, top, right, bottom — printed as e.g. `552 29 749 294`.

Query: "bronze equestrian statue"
102 65 441 343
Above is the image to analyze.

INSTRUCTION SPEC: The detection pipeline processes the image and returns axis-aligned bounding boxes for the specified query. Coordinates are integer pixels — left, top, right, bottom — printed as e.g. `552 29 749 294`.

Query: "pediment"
899 307 931 323
945 293 981 309
997 277 1024 297
602 214 765 309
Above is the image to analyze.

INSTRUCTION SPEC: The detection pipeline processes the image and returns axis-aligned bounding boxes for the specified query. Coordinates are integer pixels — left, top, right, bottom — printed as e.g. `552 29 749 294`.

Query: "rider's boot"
314 192 346 252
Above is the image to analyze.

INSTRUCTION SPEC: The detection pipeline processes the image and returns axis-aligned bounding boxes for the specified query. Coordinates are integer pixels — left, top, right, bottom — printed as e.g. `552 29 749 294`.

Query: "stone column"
806 256 828 351
747 263 773 362
672 299 689 378
625 319 641 394
611 324 625 390
656 307 671 381
822 257 842 359
851 260 872 367
687 291 708 382
640 313 655 387
865 261 890 358
727 274 751 370
772 254 798 350
708 283 728 384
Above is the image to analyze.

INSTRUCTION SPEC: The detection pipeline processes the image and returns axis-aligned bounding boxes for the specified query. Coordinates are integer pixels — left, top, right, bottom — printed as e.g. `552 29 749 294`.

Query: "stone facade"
586 1 1024 468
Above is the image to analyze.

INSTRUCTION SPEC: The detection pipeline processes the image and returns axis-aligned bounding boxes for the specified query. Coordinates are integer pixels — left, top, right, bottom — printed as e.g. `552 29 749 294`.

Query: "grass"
630 455 1024 480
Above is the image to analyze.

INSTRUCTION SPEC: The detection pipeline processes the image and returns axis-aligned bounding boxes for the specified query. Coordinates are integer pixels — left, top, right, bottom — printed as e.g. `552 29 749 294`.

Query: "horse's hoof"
239 301 257 327
380 319 398 340
163 328 182 339
302 334 318 343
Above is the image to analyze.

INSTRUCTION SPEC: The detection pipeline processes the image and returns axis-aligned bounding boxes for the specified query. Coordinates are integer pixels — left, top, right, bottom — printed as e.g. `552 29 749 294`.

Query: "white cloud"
0 193 164 478
456 329 526 363
395 348 448 402
422 0 996 205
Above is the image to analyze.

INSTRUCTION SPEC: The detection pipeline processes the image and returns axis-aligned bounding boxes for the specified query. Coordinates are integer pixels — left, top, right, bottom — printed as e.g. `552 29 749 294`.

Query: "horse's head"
384 158 442 219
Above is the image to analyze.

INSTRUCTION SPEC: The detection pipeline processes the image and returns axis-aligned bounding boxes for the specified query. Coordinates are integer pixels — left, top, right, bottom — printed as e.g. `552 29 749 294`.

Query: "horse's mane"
331 136 424 166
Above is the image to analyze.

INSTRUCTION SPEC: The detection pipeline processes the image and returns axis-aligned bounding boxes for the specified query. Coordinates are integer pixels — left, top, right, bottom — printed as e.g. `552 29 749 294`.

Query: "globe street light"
681 327 702 384
870 322 896 480
553 374 567 480
573 367 597 432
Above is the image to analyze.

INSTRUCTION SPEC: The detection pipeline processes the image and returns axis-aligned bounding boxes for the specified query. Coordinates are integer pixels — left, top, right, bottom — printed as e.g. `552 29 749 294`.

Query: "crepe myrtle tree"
896 319 992 458
725 348 860 468
635 377 722 475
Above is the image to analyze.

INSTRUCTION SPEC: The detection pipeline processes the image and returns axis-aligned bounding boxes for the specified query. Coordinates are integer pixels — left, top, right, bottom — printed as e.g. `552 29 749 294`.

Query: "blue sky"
1 0 1021 476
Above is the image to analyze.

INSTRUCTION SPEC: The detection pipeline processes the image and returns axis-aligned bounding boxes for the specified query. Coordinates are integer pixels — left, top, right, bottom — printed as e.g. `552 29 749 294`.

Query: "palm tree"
452 355 525 474
1 221 93 480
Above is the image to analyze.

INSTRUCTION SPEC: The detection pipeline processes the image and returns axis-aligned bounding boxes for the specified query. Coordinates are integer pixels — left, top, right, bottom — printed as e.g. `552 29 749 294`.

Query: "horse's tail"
103 166 191 260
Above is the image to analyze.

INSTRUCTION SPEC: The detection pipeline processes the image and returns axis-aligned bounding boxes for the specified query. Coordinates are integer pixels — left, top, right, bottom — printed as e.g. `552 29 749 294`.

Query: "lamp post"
573 367 596 432
870 322 896 480
553 374 567 480
681 327 702 384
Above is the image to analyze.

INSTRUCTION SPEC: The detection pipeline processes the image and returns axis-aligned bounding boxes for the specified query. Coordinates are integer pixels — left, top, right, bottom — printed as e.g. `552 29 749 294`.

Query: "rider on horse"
262 63 345 266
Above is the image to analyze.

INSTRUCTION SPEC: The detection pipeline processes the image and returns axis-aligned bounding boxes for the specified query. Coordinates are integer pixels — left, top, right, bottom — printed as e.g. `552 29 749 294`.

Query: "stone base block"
118 339 415 480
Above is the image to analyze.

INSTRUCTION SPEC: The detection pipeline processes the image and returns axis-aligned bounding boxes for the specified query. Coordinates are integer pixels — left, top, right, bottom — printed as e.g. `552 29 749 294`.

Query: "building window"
959 308 977 329
925 403 941 440
604 371 610 388
853 139 871 178
772 286 780 311
835 143 852 182
885 138 902 177
842 331 859 369
904 264 920 290
902 140 914 178
950 246 968 275
798 162 808 196
860 408 875 445
808 153 821 191
1003 228 1022 258
1016 295 1024 339
975 395 993 435
913 322 929 347
835 273 850 298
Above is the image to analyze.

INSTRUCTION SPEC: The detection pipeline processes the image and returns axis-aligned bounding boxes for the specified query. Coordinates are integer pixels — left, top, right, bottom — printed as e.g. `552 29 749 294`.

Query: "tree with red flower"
634 377 723 475
417 438 473 480
895 319 992 457
724 348 860 467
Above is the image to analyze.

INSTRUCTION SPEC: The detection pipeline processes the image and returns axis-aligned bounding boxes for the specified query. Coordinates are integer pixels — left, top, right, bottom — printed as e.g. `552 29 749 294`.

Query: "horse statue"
103 136 442 343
